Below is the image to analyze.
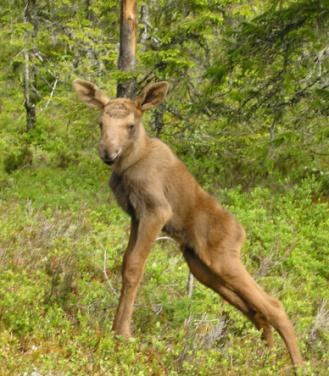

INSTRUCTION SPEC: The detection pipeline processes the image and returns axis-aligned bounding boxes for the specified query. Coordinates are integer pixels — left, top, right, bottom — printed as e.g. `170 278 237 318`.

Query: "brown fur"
73 79 303 369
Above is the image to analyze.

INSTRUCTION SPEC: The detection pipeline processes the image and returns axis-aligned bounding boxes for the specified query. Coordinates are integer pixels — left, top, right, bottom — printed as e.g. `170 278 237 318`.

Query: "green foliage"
1 0 329 187
1 0 329 374
3 145 32 173
0 167 329 374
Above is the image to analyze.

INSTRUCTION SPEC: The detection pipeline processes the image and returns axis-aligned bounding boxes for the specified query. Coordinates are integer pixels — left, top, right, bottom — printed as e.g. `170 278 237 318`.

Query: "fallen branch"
156 236 176 242
44 78 58 110
103 249 119 297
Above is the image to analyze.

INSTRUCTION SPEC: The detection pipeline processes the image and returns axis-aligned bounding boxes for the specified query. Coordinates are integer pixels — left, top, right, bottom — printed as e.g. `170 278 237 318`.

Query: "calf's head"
73 79 169 165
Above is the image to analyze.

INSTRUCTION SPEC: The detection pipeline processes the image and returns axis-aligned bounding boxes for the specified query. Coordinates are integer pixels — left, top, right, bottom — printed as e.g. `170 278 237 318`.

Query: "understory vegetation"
1 163 328 375
1 0 329 375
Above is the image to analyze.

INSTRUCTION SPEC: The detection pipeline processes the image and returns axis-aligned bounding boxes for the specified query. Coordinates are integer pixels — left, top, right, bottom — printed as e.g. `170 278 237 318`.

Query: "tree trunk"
153 102 165 136
85 0 93 21
117 0 137 99
187 272 194 298
23 0 38 131
140 4 149 51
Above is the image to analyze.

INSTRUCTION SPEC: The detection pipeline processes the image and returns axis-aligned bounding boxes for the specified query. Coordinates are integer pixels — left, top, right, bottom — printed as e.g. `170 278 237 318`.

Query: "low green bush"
0 168 328 374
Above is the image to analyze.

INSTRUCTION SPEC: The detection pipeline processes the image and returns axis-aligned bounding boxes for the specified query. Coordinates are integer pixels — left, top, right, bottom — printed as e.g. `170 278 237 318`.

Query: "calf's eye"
127 124 135 131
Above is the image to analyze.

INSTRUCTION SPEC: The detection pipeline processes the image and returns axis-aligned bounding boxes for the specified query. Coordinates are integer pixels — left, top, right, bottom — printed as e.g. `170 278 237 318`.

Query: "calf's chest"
110 172 156 219
109 172 133 215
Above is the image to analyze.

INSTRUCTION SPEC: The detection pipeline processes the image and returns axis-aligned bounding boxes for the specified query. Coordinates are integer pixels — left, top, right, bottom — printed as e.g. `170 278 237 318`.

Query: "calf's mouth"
101 150 121 165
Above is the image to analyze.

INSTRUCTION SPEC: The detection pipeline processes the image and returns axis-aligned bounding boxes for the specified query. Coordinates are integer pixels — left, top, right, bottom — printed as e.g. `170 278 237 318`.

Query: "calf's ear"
73 79 109 109
136 81 169 111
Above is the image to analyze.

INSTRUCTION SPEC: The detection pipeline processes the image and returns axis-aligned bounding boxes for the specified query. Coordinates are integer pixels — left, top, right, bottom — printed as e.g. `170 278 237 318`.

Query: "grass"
0 160 328 375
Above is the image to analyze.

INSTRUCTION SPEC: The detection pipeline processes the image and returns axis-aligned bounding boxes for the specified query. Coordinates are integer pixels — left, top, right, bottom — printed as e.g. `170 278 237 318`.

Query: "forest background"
0 0 328 375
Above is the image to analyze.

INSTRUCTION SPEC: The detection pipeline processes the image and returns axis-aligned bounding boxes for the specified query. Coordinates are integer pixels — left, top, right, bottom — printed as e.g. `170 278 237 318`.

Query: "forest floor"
0 162 328 375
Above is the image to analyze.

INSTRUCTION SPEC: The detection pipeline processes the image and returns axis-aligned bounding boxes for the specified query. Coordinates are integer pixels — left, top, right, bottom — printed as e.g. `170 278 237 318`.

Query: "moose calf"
74 79 303 368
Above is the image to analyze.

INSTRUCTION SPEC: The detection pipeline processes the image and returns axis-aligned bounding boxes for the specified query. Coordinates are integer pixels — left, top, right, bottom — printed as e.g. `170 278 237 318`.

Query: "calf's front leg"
112 217 138 333
112 208 171 338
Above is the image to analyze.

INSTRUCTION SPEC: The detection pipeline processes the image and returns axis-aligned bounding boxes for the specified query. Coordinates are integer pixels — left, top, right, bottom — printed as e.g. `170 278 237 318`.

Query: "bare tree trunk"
85 0 93 21
153 102 165 136
187 272 194 298
117 0 137 99
140 4 149 51
23 0 38 131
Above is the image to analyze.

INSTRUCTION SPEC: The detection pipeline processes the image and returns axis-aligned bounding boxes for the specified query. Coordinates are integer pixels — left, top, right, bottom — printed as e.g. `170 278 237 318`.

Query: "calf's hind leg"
208 249 303 366
183 246 273 347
